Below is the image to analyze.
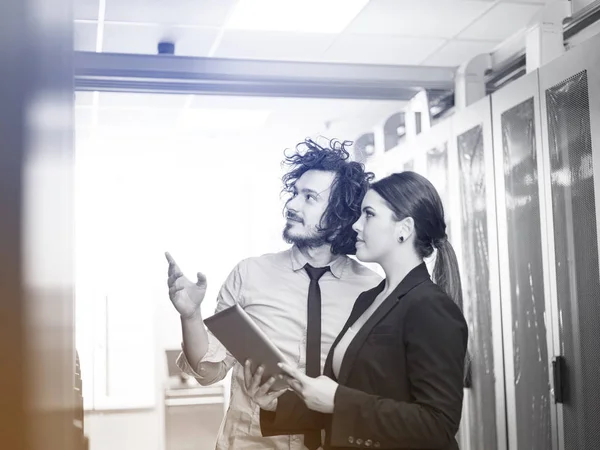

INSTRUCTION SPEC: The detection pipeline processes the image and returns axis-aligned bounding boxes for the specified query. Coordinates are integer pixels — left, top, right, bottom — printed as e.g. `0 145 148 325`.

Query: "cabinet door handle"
463 351 472 388
552 355 566 404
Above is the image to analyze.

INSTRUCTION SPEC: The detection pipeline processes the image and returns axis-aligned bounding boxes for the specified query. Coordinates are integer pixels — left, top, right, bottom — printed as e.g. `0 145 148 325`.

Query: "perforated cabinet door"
452 97 506 450
492 71 555 450
539 42 600 449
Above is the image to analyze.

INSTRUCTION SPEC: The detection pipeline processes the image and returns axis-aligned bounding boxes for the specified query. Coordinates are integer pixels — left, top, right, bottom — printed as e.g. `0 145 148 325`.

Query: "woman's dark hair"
370 171 463 309
281 138 374 255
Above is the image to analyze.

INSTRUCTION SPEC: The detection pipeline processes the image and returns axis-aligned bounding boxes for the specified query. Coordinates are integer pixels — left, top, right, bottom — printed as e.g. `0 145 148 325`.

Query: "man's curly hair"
281 138 374 255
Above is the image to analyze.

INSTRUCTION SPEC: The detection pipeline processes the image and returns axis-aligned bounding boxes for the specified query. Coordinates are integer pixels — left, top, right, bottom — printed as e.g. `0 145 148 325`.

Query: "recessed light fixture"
226 0 369 34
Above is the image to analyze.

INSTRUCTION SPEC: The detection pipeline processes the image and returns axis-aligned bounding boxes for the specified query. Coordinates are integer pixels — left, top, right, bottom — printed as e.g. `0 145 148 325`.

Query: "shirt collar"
289 245 346 279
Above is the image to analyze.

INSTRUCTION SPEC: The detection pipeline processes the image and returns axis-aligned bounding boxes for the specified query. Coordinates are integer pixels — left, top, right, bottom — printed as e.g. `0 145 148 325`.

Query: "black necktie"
303 263 329 450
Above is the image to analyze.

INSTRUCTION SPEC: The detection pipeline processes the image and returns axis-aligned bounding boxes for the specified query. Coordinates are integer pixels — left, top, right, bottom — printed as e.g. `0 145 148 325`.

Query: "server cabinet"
451 97 507 450
418 120 454 241
491 71 556 450
413 119 471 448
538 31 600 450
369 136 427 179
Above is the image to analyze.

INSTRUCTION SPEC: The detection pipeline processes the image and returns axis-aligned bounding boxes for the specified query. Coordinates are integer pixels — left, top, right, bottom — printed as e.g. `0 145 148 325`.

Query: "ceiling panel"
74 22 98 52
73 0 557 70
322 34 446 65
105 0 237 27
101 23 219 56
75 0 100 21
344 0 494 39
225 0 370 34
458 3 544 41
421 39 499 66
213 31 336 60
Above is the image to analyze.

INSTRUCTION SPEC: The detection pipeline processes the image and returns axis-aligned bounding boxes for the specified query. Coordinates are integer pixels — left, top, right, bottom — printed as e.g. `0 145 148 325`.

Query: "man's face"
283 170 336 248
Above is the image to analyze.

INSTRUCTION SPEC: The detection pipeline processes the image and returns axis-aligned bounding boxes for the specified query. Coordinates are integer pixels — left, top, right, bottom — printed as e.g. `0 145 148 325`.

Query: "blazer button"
365 439 373 447
374 442 381 448
356 439 363 445
348 436 354 444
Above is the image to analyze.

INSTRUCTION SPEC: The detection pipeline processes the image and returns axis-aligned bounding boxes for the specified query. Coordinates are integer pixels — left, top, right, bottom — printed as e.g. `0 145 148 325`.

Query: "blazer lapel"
324 282 384 379
335 294 400 384
335 263 431 385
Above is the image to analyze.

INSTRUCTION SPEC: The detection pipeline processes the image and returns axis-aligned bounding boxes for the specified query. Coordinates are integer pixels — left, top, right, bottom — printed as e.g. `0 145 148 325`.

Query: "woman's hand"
243 360 288 411
278 363 339 414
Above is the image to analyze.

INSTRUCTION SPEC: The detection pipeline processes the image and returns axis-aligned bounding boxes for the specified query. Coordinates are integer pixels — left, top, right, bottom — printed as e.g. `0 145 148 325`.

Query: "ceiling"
74 0 551 156
74 0 549 67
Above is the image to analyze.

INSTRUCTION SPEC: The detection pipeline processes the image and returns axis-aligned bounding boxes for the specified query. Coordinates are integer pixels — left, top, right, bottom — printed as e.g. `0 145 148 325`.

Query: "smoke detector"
158 41 175 55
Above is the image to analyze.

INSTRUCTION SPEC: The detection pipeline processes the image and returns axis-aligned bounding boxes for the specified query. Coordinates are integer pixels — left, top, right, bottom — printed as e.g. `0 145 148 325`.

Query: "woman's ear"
395 217 415 242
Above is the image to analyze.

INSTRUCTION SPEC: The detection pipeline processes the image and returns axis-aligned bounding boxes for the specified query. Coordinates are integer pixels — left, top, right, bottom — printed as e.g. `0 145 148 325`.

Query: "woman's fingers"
286 378 304 394
266 387 288 402
278 363 305 382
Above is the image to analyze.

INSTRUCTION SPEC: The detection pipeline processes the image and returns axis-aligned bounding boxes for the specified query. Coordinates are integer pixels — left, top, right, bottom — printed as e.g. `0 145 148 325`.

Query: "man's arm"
180 312 209 368
176 260 246 385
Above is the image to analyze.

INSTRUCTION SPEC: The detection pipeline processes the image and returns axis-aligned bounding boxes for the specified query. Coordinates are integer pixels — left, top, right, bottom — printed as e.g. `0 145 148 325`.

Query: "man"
166 138 382 449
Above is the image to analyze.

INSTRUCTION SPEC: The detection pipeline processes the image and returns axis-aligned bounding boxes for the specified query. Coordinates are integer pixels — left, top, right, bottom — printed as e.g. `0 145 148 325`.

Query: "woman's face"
352 189 401 263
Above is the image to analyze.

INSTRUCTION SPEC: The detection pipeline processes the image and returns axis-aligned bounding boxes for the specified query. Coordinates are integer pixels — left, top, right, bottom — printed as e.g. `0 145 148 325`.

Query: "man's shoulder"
341 256 383 281
234 248 291 271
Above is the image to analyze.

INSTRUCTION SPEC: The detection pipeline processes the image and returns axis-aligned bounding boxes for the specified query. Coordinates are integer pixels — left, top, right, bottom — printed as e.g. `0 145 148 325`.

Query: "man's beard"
282 224 329 249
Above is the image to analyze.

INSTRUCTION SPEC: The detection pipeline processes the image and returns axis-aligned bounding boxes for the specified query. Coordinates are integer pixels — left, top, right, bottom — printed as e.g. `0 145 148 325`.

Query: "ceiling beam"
74 51 456 101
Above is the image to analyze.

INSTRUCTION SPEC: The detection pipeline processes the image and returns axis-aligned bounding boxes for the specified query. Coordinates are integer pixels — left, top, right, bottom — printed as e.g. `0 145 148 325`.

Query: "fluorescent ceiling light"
180 108 271 130
226 0 369 34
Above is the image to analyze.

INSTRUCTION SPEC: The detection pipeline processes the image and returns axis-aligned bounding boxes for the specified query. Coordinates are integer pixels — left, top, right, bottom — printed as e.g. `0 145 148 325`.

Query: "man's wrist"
181 308 203 322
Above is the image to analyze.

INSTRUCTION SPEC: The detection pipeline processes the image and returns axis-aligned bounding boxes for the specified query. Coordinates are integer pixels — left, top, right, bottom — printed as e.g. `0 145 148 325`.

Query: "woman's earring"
398 236 404 243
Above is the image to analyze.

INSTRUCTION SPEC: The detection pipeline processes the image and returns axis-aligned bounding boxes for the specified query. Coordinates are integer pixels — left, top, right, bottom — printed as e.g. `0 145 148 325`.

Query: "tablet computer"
204 304 289 391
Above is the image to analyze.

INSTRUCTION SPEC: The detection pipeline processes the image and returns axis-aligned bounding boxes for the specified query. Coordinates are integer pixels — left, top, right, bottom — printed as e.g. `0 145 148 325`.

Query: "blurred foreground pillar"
0 0 75 449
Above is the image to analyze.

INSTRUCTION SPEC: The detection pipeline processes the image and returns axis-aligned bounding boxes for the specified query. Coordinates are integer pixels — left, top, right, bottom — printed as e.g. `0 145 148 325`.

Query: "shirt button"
348 436 354 444
356 438 363 445
365 439 373 447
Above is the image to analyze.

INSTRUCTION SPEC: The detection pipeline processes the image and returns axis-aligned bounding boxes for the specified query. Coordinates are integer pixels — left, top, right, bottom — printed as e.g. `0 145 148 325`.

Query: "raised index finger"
165 251 176 265
165 252 181 273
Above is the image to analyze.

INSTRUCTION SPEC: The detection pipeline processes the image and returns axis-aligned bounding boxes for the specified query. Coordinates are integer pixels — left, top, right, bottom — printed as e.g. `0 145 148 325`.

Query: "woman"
245 172 468 450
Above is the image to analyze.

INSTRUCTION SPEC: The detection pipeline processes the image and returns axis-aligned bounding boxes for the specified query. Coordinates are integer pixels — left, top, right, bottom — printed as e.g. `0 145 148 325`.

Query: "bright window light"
180 108 271 130
226 0 369 34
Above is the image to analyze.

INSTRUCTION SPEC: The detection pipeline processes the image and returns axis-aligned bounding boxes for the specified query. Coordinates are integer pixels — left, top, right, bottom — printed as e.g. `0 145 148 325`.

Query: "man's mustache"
286 212 303 223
